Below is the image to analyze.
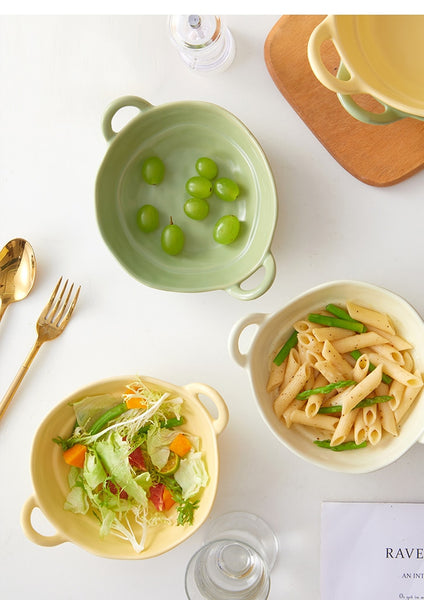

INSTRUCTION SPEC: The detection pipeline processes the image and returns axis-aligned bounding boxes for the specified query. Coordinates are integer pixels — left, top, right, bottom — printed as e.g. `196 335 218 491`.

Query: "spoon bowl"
0 238 36 322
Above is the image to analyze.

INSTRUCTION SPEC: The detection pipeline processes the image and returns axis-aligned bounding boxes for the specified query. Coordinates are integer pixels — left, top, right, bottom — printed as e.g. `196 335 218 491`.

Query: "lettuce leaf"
95 432 149 506
174 451 208 500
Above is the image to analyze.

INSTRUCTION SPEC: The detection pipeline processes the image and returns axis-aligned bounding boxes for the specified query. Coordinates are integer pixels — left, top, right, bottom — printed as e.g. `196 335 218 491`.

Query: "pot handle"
338 92 406 124
226 252 275 301
102 95 153 142
21 496 68 547
307 17 363 95
183 383 229 436
336 63 405 124
228 312 267 368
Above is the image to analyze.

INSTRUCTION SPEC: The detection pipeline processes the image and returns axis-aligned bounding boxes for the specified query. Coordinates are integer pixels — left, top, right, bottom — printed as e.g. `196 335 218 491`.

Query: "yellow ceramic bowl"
308 15 424 119
229 280 424 474
21 376 228 559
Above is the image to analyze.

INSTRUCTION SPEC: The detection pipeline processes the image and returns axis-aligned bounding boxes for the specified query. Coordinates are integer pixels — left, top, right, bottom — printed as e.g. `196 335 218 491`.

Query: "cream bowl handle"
307 17 363 95
21 496 68 547
228 313 267 368
184 383 229 435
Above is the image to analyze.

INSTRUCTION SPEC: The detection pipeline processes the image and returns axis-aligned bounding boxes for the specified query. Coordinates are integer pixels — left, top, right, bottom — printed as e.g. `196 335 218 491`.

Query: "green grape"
195 157 218 180
184 197 209 221
141 156 165 185
213 215 241 245
185 176 213 199
161 218 185 255
214 177 240 202
136 204 159 232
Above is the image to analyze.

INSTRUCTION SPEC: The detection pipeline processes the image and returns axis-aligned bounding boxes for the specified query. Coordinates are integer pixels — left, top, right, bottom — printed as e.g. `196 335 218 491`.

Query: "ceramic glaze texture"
229 280 424 474
21 376 228 559
96 96 277 300
308 15 424 117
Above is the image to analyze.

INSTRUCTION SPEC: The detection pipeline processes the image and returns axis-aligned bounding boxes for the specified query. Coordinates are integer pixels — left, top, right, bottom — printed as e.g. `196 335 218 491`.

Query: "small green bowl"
95 96 277 300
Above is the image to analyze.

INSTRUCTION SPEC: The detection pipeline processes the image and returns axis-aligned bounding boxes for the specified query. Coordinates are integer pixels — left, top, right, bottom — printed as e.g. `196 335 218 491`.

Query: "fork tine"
50 278 69 321
58 285 81 328
54 283 74 325
42 276 63 317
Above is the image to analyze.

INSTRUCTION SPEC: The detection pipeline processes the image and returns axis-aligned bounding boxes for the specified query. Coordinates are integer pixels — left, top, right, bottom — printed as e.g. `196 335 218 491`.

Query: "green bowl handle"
183 383 229 436
226 252 276 301
228 312 267 368
336 63 405 124
102 95 153 142
307 17 362 95
21 496 68 547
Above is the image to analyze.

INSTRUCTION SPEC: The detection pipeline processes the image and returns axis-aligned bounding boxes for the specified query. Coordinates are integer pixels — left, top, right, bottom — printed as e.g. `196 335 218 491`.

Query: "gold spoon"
0 238 36 322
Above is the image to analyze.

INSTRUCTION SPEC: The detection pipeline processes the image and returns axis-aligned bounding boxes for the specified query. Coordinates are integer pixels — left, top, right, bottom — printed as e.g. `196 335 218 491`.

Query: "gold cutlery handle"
0 339 43 421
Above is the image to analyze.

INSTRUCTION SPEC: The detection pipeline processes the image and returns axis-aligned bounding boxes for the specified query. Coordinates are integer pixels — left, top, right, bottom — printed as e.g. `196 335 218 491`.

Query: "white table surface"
1 14 424 600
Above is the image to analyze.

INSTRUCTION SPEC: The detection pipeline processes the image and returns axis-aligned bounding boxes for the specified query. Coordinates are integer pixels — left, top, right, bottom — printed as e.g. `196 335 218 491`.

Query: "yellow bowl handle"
307 16 363 95
184 383 229 436
21 496 68 547
102 95 153 142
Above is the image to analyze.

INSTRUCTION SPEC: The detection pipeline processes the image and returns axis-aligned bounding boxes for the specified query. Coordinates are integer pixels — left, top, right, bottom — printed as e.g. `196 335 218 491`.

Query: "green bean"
313 439 367 451
163 416 184 429
273 330 298 366
350 350 393 384
325 304 357 322
354 395 393 409
296 380 355 400
317 405 342 414
89 403 128 435
318 395 393 414
308 313 367 333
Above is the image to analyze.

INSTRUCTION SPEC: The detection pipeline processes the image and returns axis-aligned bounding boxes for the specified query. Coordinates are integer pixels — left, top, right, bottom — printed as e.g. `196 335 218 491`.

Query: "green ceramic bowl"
95 96 277 300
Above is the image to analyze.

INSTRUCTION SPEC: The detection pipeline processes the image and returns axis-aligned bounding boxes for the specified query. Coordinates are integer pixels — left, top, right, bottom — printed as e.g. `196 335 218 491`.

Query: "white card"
321 502 424 600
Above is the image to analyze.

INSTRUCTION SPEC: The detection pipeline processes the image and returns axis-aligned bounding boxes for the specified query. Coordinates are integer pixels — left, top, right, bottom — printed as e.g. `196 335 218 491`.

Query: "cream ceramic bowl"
308 15 424 123
229 280 424 473
21 376 228 559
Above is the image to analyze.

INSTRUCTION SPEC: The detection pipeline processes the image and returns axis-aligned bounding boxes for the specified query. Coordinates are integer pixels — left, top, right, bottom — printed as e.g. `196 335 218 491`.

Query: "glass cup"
168 15 236 73
185 512 278 599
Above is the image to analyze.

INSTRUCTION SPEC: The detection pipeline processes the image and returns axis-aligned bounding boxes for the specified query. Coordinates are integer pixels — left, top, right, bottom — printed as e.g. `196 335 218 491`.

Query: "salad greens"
53 378 209 553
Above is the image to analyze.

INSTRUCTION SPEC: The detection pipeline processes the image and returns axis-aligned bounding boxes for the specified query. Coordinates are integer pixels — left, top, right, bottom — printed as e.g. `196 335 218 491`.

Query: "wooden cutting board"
264 15 424 187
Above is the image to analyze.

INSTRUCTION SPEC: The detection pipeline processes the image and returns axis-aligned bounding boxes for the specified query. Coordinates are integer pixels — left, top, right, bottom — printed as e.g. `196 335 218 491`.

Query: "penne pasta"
346 302 395 334
305 373 328 418
367 325 413 351
363 404 377 427
339 364 382 415
283 399 306 428
367 416 382 446
313 360 345 384
313 327 355 342
352 354 369 383
288 409 339 431
388 379 404 411
266 360 286 392
332 331 388 354
269 300 423 452
294 320 315 333
274 363 311 418
354 411 367 445
331 408 359 446
370 344 404 365
280 348 301 390
379 402 399 437
366 352 422 387
321 340 353 379
394 370 424 424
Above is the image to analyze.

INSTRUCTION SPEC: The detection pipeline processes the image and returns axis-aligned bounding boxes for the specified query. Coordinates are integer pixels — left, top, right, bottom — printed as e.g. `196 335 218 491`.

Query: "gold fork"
0 277 81 422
